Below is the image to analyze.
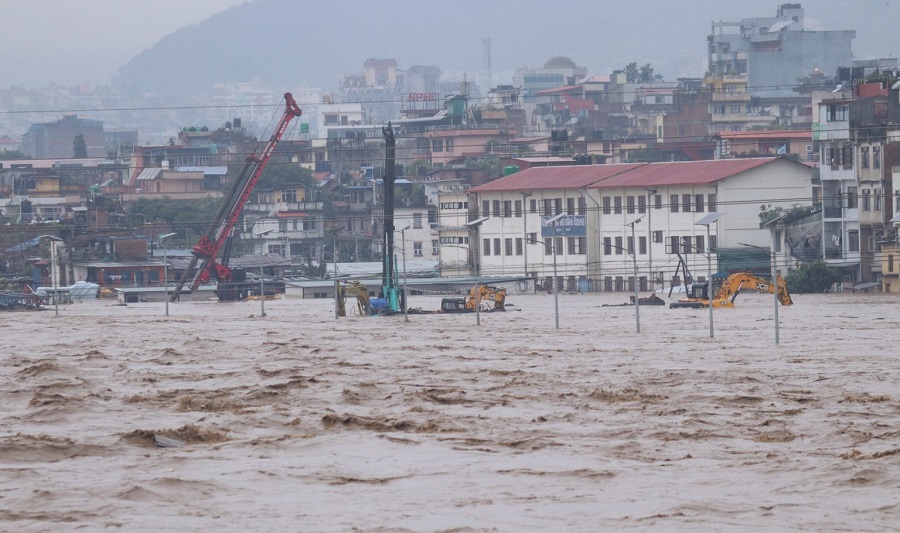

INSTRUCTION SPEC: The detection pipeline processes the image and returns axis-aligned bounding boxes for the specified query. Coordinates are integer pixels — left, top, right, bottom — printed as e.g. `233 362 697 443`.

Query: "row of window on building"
478 233 717 259
824 144 882 169
476 193 720 219
602 193 718 215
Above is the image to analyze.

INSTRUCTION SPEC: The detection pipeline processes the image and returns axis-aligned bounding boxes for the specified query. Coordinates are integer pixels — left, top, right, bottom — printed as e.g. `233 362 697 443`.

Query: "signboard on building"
541 215 586 237
402 93 442 111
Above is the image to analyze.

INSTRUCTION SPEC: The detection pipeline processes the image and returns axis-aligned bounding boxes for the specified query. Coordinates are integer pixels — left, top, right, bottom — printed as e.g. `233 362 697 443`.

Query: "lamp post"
625 214 645 333
520 191 532 280
255 229 274 317
464 216 490 326
545 213 566 329
40 235 63 317
695 212 722 339
400 224 411 322
158 232 176 316
645 189 657 290
739 242 780 345
328 227 343 320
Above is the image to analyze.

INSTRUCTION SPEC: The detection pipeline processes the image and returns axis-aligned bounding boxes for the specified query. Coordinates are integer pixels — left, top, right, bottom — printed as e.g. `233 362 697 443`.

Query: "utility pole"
482 37 492 91
381 122 400 312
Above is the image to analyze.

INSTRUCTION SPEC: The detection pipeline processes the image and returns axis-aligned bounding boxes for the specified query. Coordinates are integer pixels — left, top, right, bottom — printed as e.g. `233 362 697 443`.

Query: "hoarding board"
541 215 586 237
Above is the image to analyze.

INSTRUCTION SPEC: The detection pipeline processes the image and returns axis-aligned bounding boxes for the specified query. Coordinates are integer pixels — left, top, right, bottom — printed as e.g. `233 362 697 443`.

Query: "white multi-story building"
814 94 861 283
432 180 471 277
467 158 814 292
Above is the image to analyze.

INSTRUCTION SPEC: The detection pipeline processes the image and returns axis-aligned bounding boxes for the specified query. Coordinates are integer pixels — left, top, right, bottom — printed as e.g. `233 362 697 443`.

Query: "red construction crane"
170 92 302 301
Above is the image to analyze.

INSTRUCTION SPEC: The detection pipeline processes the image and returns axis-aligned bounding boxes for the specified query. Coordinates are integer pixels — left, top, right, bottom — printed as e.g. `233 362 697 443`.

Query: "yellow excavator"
440 284 507 313
337 281 373 316
670 272 793 309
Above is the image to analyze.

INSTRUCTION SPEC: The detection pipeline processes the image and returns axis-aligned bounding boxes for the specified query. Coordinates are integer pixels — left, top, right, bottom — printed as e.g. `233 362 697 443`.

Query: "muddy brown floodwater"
1 291 898 531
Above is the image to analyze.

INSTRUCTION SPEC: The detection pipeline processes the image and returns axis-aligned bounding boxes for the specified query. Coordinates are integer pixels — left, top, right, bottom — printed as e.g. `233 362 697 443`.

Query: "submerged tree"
786 261 838 293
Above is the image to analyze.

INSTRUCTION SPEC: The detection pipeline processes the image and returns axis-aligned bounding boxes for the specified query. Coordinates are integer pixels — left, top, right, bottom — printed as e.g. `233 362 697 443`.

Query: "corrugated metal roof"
511 157 575 163
135 168 162 181
590 158 781 188
469 163 645 192
470 158 788 192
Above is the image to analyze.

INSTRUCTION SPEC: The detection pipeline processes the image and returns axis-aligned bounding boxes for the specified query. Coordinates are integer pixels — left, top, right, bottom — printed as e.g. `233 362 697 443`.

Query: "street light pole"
695 212 722 339
646 189 657 290
552 238 560 329
401 225 410 322
255 229 274 317
40 235 63 317
707 223 713 336
631 222 639 333
158 233 176 316
464 216 490 326
772 248 779 346
520 191 532 281
625 214 645 333
545 213 566 329
329 227 344 320
50 239 59 317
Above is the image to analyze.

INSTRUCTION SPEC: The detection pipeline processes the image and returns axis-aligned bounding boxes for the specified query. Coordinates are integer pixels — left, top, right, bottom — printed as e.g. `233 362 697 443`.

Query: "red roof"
470 157 788 192
469 164 644 192
590 158 779 188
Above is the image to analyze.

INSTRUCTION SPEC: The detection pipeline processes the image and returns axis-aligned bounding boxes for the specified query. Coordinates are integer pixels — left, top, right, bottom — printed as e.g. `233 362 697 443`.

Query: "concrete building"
466 158 813 292
515 56 588 98
714 130 813 160
708 3 855 99
22 115 105 159
434 181 472 277
240 185 326 262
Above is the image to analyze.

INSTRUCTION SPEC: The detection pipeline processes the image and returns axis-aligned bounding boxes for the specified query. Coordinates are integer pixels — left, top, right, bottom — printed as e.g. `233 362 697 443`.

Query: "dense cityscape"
2 2 899 300
3 2 900 531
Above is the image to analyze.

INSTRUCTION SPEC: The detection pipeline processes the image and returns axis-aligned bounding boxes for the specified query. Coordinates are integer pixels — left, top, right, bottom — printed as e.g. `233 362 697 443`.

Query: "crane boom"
170 92 302 301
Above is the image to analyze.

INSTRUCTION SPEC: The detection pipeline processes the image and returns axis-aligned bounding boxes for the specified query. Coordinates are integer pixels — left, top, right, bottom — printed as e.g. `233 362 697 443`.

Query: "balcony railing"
791 248 822 262
823 206 843 218
825 247 843 259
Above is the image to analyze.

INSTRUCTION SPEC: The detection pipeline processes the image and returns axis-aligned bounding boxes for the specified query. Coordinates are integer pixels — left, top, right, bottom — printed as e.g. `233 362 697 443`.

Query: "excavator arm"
710 272 793 308
337 281 372 317
465 285 507 311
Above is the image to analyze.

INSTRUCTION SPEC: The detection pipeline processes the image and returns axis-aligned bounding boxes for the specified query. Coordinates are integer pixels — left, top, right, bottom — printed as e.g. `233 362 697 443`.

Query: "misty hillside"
111 0 729 95
112 0 880 96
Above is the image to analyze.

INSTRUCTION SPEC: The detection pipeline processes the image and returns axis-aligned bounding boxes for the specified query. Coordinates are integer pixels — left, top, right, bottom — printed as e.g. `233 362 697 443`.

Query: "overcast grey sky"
1 0 897 89
0 0 247 87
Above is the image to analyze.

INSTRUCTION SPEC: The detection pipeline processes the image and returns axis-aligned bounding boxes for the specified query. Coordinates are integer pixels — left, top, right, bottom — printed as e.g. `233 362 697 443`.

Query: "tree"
73 133 88 158
624 62 640 83
126 196 221 241
228 161 316 191
624 62 664 83
786 262 838 293
0 149 29 160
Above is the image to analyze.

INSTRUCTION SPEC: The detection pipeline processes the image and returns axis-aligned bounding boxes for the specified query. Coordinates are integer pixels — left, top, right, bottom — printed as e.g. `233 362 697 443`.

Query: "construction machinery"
440 284 507 313
336 281 373 317
170 93 302 301
335 122 403 318
670 272 793 309
379 122 402 313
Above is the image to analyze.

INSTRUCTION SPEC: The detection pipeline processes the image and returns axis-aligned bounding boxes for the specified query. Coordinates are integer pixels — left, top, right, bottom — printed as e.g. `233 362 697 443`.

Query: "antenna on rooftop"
483 37 492 91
